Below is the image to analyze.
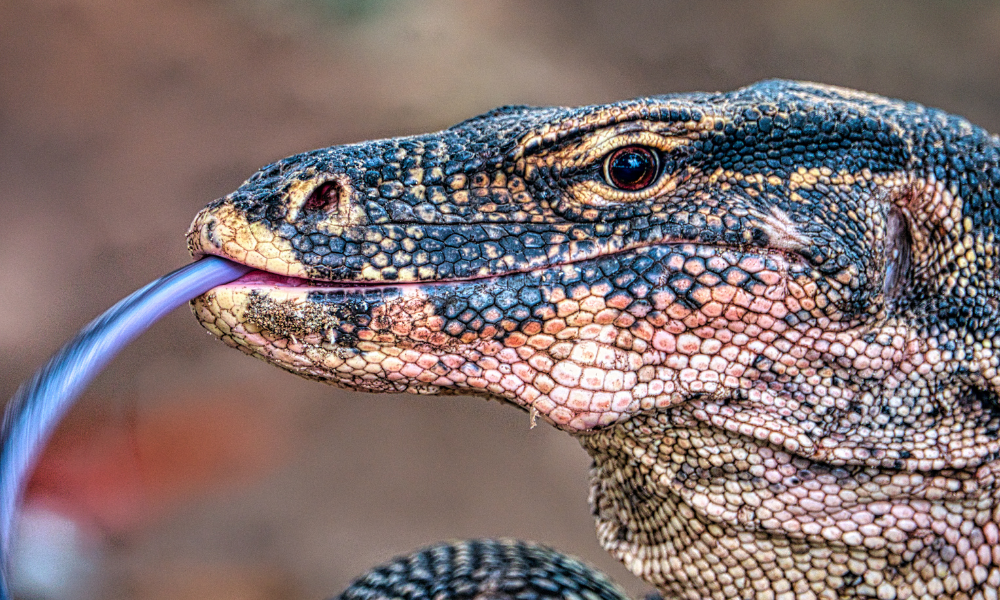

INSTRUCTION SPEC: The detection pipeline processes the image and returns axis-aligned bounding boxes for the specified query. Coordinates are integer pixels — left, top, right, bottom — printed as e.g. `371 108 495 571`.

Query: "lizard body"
186 80 1000 599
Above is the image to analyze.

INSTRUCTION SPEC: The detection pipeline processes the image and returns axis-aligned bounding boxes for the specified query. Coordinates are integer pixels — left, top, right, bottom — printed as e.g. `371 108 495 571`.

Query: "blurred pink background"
3 1 1000 598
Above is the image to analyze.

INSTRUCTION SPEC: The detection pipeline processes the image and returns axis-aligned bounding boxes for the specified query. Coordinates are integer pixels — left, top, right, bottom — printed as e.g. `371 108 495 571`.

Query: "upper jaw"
187 190 827 292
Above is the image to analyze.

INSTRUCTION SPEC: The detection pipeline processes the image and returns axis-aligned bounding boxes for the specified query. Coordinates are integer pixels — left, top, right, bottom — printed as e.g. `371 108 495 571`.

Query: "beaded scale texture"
187 80 1000 600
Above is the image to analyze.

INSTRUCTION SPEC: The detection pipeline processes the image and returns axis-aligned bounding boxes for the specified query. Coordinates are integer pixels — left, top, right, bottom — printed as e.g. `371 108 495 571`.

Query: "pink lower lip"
220 268 511 293
230 270 314 286
223 270 424 291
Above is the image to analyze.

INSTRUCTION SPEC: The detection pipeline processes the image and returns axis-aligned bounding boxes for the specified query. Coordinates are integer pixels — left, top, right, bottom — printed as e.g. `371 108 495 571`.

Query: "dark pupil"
608 147 656 190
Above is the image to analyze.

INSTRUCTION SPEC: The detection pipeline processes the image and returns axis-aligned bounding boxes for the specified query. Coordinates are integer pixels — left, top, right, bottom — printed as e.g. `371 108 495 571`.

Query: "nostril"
284 174 365 226
304 181 339 213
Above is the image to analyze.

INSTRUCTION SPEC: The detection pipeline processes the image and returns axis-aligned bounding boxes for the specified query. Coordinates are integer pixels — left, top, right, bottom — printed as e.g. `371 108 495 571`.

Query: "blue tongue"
0 256 252 600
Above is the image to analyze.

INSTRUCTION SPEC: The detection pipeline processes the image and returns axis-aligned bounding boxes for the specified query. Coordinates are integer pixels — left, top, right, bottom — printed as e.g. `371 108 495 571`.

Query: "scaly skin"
186 80 1000 600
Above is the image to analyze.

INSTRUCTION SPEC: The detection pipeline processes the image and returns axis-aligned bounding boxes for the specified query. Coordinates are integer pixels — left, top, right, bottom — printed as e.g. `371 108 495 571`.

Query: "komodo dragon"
185 80 1000 600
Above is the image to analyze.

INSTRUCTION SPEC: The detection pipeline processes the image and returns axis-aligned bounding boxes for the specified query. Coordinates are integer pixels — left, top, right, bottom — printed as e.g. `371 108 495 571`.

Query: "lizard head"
187 80 1000 597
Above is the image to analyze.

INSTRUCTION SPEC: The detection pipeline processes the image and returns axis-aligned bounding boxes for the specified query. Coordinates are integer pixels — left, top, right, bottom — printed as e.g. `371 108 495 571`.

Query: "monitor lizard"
184 80 1000 600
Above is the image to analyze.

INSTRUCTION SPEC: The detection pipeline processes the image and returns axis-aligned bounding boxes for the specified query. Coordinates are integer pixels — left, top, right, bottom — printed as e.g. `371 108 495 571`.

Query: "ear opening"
883 205 912 302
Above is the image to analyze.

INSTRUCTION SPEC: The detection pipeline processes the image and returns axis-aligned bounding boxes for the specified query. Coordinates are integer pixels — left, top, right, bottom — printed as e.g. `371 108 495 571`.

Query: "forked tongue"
0 256 251 600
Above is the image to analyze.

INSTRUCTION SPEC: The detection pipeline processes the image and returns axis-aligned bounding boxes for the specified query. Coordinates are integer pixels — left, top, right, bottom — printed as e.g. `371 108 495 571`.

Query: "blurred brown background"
3 1 1000 598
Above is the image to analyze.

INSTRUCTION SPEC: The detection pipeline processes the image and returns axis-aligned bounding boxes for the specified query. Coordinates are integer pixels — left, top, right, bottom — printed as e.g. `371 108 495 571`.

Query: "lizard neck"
581 408 1000 599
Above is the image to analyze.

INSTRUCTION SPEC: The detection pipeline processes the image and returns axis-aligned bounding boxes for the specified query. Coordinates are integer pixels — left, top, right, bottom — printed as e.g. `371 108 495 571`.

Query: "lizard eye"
603 146 660 191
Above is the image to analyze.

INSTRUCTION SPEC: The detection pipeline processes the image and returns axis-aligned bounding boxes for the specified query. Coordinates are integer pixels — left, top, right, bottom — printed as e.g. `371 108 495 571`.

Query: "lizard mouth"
217 267 531 290
198 235 810 292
